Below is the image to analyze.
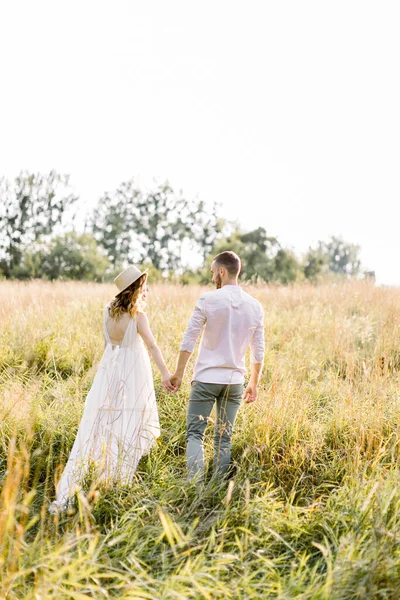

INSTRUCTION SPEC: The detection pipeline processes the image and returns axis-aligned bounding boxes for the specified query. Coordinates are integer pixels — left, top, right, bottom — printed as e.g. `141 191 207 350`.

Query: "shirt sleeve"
180 295 207 353
250 306 265 364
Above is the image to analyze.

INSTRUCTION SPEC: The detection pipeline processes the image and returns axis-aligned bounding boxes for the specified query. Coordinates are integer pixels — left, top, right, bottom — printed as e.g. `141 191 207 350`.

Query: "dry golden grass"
1 279 400 599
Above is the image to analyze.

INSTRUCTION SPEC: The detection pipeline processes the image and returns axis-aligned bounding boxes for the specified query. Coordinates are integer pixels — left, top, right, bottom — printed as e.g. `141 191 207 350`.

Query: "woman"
50 265 174 513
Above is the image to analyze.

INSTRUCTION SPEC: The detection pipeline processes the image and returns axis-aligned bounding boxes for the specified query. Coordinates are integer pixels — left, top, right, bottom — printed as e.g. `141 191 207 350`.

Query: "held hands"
161 369 183 394
161 370 183 393
169 373 182 393
162 372 177 392
165 351 190 394
243 381 258 403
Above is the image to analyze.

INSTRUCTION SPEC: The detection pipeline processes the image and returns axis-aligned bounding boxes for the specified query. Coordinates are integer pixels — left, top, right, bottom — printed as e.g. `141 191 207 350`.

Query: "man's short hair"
213 251 241 277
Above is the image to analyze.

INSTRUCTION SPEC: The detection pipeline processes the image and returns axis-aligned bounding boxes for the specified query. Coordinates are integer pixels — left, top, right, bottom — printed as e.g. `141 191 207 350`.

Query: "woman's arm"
136 312 176 392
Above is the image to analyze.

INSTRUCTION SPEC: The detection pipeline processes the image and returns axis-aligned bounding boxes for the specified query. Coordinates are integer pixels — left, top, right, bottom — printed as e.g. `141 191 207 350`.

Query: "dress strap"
103 305 112 345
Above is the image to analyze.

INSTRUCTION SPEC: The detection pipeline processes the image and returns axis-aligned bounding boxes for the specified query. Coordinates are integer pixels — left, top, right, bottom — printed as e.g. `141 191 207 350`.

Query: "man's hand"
243 382 258 403
169 352 191 393
169 373 183 392
162 372 177 392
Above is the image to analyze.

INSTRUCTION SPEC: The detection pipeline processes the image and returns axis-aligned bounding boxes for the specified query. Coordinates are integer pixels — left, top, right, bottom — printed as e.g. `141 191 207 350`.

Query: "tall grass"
1 280 400 598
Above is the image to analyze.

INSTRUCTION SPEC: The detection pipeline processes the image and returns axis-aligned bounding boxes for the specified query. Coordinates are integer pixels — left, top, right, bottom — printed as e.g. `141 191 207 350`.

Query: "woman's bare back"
105 311 132 346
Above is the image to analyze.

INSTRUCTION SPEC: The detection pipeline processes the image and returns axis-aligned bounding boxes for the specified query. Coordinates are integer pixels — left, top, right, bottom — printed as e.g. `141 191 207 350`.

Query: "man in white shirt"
170 251 265 481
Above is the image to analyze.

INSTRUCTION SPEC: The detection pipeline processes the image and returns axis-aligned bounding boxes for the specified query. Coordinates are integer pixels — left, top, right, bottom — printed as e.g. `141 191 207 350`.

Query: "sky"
0 1 399 284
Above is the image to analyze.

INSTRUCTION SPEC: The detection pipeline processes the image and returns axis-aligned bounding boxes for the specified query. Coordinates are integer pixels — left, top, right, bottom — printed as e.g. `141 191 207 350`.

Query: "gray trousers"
186 381 243 480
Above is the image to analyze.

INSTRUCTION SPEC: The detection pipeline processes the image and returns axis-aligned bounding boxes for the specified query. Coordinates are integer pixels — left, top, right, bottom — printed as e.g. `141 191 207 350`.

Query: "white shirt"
180 285 265 384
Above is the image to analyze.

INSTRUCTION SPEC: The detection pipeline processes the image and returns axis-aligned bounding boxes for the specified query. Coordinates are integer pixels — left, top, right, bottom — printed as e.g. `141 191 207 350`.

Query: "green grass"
1 280 400 598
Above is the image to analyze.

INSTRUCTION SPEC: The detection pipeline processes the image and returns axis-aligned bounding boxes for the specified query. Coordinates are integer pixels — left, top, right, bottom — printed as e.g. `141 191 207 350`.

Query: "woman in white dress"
50 265 174 513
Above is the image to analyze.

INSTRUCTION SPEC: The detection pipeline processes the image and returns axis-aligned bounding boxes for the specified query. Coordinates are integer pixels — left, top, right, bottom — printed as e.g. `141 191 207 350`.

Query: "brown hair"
213 251 241 277
108 274 147 320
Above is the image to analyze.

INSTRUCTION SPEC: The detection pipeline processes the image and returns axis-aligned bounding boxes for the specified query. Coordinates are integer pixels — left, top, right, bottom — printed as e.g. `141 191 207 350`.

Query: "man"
170 251 265 481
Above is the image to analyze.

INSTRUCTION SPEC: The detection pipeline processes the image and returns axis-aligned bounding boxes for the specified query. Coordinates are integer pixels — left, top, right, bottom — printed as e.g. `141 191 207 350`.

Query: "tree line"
0 170 373 284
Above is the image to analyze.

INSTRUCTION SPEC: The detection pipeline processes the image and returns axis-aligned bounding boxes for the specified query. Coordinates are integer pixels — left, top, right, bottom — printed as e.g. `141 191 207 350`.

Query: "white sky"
1 1 399 284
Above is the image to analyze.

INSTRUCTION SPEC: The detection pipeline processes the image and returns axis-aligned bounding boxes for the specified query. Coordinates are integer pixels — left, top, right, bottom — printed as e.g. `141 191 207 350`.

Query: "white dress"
50 306 160 511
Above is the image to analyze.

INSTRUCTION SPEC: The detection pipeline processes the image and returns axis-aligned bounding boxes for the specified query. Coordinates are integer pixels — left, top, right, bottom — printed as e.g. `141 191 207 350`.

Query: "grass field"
1 280 400 599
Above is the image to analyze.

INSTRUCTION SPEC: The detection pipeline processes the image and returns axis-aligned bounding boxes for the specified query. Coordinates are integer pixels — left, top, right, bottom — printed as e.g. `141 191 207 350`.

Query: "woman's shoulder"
135 311 149 330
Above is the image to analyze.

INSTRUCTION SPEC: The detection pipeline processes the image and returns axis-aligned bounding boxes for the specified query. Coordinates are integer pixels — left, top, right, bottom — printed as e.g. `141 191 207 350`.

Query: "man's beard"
215 274 222 289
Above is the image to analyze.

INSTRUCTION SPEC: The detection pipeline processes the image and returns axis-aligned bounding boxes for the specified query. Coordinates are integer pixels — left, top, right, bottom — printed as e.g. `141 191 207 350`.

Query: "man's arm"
170 351 192 390
171 297 206 391
244 308 265 403
243 362 263 403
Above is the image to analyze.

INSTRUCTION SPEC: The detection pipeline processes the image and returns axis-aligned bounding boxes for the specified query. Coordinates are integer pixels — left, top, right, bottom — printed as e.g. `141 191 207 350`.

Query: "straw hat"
113 265 148 293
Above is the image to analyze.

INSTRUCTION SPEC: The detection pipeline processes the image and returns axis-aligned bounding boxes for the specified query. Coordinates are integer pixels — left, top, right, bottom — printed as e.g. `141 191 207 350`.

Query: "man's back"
180 285 264 384
174 251 265 481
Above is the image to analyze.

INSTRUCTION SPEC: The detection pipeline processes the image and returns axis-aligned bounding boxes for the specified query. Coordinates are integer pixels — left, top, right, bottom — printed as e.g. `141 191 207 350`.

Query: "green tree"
322 236 361 276
19 232 111 281
303 244 329 281
0 171 78 277
208 227 301 284
191 201 226 261
303 237 362 280
239 227 280 280
271 248 302 284
91 180 224 271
